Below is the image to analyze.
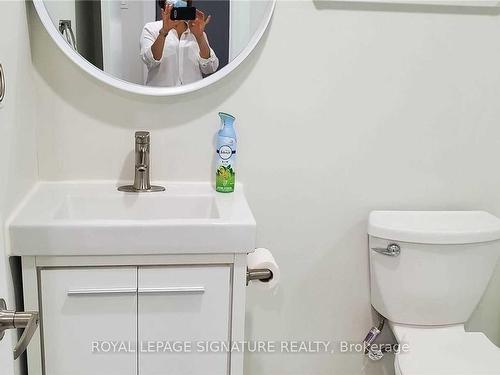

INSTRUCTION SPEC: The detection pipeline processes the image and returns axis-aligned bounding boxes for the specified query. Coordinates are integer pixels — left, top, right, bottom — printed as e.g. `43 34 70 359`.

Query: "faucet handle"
135 131 150 144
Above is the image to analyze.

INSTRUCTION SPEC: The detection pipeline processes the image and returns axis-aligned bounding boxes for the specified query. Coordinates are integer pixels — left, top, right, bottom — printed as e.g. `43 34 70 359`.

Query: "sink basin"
7 182 256 256
54 195 220 220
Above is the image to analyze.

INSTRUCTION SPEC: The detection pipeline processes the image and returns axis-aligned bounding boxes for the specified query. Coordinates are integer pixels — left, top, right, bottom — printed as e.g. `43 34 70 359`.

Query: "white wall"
28 1 500 375
230 1 272 60
0 2 39 375
101 0 155 84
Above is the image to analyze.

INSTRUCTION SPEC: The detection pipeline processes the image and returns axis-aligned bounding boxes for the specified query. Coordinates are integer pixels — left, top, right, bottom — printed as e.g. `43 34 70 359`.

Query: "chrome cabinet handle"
0 298 39 359
138 287 205 294
68 287 206 296
0 63 5 103
67 287 137 296
371 243 401 257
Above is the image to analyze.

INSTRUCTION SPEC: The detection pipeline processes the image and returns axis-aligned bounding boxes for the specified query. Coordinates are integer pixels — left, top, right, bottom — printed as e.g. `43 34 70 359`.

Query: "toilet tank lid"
368 211 500 244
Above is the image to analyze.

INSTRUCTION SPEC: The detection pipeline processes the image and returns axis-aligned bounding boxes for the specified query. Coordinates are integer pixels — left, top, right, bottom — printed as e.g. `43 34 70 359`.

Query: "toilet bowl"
368 211 500 375
392 324 500 375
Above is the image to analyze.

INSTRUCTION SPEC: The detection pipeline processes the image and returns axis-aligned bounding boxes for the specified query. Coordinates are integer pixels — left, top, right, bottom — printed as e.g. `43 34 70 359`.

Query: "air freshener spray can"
216 112 236 193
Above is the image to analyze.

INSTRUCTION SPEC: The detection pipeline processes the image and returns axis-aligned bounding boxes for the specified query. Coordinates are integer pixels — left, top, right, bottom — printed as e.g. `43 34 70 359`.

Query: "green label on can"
216 165 235 193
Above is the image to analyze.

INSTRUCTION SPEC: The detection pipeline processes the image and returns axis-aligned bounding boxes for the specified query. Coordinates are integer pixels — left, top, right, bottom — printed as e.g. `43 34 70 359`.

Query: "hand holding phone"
188 10 211 39
161 5 179 34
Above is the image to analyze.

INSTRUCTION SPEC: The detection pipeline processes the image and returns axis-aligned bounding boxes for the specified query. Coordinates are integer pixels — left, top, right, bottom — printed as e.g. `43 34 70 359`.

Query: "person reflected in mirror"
140 0 219 87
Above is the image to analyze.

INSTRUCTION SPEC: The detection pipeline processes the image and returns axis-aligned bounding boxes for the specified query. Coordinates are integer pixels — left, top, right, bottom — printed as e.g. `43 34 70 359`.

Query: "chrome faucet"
118 131 165 192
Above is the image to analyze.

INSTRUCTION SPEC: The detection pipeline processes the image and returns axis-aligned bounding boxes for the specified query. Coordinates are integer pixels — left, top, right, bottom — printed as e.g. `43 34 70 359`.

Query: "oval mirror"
33 0 275 96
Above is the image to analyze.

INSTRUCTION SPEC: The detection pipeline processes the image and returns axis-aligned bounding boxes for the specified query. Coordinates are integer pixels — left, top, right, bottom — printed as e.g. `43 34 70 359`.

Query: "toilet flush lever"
371 243 401 257
0 298 39 359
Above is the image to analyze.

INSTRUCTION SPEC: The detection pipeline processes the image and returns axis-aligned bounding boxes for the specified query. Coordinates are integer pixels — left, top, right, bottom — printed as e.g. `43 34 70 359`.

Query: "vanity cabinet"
12 182 255 375
138 266 231 375
40 268 137 375
22 255 247 375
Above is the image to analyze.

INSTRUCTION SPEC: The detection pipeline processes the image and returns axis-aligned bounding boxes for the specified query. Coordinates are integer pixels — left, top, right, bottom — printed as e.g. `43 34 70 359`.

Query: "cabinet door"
40 268 137 375
138 266 231 375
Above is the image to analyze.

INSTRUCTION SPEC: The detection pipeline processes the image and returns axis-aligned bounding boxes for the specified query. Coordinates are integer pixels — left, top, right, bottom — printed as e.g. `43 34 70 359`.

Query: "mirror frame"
33 0 276 96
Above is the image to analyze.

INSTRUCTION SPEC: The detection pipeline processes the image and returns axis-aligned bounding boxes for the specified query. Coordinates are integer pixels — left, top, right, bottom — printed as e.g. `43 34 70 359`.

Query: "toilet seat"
391 324 500 375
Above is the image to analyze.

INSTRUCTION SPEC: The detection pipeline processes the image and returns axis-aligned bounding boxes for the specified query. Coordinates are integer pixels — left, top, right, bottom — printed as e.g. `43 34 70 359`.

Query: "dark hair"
158 0 193 9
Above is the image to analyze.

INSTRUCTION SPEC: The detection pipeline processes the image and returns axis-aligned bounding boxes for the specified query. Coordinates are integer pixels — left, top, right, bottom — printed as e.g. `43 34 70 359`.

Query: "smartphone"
170 6 196 20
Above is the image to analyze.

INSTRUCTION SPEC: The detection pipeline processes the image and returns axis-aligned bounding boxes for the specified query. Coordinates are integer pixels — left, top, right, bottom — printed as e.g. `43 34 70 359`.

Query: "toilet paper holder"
246 268 273 285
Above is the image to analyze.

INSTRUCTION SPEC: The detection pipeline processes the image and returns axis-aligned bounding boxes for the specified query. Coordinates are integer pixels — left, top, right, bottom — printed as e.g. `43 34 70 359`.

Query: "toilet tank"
368 211 500 326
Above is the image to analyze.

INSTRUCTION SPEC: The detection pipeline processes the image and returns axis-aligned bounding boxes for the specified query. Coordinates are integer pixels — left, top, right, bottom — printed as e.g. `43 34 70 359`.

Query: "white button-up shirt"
140 21 219 87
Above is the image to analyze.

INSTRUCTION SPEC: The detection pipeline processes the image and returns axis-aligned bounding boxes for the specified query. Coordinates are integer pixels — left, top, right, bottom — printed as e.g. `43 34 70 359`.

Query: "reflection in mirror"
43 0 272 88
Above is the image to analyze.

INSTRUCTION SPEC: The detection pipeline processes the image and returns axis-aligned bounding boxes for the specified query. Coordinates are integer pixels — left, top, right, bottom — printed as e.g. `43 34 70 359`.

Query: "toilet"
368 211 500 375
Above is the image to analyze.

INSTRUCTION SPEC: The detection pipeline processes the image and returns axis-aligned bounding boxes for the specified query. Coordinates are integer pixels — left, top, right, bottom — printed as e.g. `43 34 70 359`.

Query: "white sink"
7 182 256 256
54 195 219 221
